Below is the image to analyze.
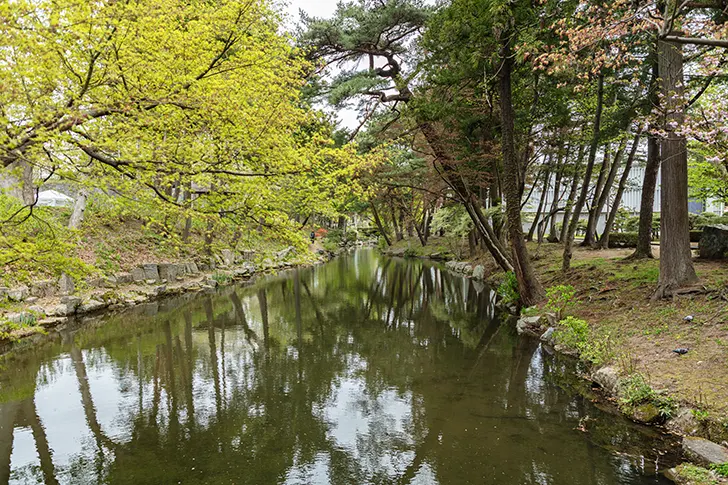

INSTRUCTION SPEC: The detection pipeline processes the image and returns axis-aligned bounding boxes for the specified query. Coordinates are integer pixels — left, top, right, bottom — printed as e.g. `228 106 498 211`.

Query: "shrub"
403 247 418 258
545 284 575 320
497 272 519 305
607 232 639 248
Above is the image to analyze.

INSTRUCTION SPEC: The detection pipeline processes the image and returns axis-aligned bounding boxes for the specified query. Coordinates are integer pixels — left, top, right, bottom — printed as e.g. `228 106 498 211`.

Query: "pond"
0 250 678 484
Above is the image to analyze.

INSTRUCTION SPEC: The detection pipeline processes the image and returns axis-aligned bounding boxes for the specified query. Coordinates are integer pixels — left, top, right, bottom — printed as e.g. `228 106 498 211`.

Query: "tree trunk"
418 121 514 272
68 189 88 229
599 134 641 249
527 167 550 241
630 60 661 260
547 148 566 242
590 139 627 245
560 144 585 243
371 202 392 246
583 143 611 246
498 29 544 305
655 36 698 296
391 204 403 241
563 73 604 271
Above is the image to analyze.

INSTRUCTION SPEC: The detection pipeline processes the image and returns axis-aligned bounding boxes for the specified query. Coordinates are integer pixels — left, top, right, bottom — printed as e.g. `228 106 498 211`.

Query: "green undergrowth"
673 464 721 485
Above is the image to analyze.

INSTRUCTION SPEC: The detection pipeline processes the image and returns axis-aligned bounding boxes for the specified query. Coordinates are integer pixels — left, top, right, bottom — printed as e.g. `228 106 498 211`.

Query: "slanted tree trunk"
68 189 88 229
527 167 550 241
563 73 605 271
654 35 698 296
599 134 641 249
498 28 544 305
583 143 611 246
391 204 403 241
590 139 627 246
560 144 586 243
371 202 391 246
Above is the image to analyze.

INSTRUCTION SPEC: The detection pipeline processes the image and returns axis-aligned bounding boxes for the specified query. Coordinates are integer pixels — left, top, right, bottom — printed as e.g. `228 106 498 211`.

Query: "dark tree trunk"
547 148 566 242
599 133 641 249
630 60 661 260
418 121 514 272
563 74 604 271
560 144 585 244
583 144 611 246
498 29 544 305
527 167 550 241
655 36 698 296
391 204 403 241
590 139 627 246
371 202 391 246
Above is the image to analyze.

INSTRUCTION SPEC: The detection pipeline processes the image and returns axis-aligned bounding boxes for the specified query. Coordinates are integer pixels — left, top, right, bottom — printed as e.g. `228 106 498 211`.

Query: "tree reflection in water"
0 250 677 484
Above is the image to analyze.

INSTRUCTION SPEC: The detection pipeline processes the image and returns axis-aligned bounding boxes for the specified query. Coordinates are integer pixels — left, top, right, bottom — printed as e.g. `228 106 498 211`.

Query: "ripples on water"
0 250 677 484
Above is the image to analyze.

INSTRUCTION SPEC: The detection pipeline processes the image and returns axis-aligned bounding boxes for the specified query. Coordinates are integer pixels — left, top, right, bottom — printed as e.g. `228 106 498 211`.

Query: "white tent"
37 189 74 207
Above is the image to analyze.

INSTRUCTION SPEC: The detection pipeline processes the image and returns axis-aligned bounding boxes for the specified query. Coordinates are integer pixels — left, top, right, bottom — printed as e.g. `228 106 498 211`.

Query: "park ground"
385 236 728 440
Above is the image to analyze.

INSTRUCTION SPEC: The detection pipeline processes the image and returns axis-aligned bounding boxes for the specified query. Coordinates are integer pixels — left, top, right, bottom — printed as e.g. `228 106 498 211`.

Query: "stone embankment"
0 246 328 343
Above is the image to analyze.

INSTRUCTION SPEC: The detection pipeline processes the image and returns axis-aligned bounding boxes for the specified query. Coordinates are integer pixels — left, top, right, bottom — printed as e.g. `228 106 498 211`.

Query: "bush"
497 272 519 305
403 247 418 258
691 230 703 243
607 232 638 248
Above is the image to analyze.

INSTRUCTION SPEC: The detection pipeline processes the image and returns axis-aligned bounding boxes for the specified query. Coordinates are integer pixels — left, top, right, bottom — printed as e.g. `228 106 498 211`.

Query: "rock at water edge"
682 437 728 466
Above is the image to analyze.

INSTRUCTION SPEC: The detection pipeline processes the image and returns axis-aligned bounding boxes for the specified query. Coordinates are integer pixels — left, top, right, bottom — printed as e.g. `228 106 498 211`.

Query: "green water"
0 250 678 484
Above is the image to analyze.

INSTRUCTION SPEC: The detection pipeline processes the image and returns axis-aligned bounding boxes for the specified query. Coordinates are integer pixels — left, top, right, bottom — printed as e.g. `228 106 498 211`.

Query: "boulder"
241 250 256 261
462 264 473 275
198 263 210 272
220 249 235 266
7 286 29 302
276 246 296 261
540 327 556 345
699 224 728 259
158 263 180 281
592 366 620 395
79 299 108 314
116 272 133 284
262 258 273 269
472 265 486 280
682 437 728 466
31 280 57 298
205 279 218 288
516 316 542 337
0 287 8 299
47 296 81 316
38 317 66 327
628 402 662 424
184 262 199 274
667 409 702 436
142 263 160 281
131 267 146 282
58 273 75 295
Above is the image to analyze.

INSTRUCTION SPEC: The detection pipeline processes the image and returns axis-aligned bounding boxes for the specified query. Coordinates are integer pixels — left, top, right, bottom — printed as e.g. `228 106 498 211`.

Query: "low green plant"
545 284 575 320
710 463 728 478
619 373 676 418
675 464 718 484
555 316 589 349
619 373 656 406
497 272 519 305
692 408 711 422
211 271 232 285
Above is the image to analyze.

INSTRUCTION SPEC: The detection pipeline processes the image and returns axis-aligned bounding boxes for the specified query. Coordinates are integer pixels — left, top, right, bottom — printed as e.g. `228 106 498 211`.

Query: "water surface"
0 250 677 484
